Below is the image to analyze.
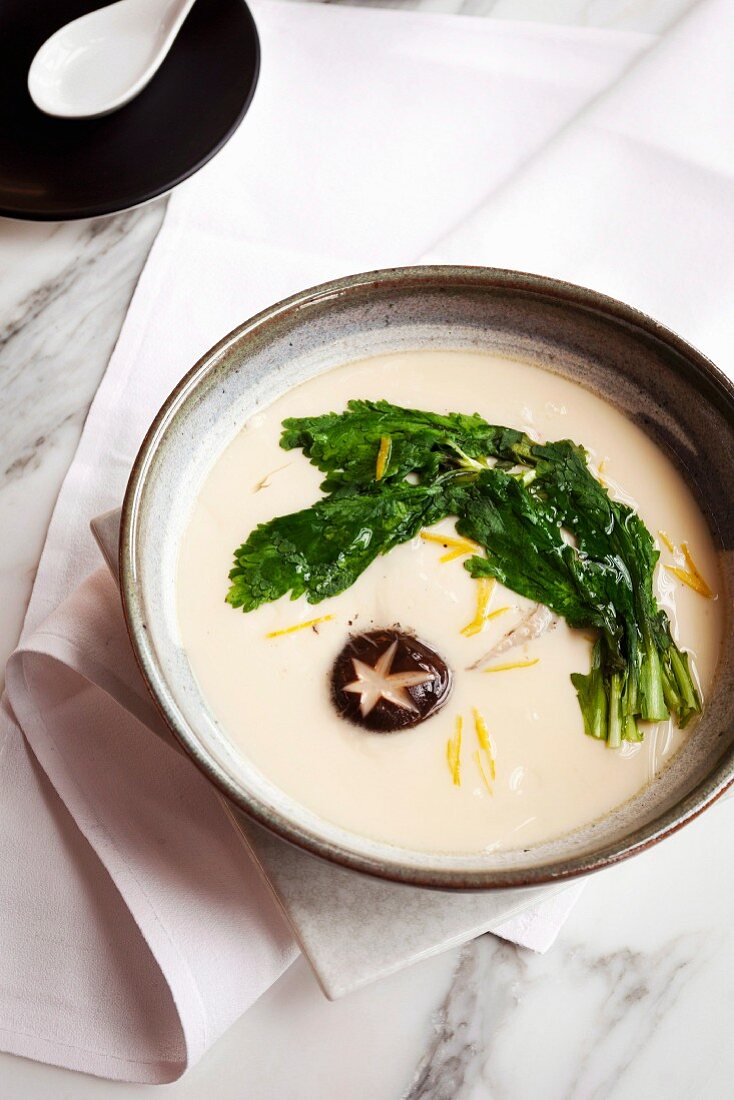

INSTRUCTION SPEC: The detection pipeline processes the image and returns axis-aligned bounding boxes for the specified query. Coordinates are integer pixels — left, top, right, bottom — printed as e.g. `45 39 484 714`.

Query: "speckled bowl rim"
120 265 734 891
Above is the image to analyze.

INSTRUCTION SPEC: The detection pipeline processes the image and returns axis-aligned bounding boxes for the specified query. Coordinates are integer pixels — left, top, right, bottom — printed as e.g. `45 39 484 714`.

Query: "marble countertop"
2 1 732 1097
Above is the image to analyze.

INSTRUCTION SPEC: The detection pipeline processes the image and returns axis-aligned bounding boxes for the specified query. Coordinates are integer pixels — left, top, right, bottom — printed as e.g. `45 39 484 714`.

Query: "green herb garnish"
227 400 702 745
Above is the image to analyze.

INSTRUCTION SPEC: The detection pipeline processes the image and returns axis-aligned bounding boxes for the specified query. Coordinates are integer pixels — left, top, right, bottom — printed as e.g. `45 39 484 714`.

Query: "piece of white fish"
468 604 556 670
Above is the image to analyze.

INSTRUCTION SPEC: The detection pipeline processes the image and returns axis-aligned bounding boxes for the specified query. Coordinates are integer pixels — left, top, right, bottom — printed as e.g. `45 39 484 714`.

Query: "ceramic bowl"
120 266 734 889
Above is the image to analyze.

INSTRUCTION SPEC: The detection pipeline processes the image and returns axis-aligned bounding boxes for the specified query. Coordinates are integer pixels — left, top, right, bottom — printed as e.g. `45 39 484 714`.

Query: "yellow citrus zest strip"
664 566 713 599
266 615 335 638
483 658 540 674
658 533 713 598
442 546 476 563
658 530 675 553
461 578 495 636
375 435 392 481
473 707 490 752
474 750 493 794
486 606 511 622
420 530 482 563
680 542 714 598
473 707 496 782
446 716 463 786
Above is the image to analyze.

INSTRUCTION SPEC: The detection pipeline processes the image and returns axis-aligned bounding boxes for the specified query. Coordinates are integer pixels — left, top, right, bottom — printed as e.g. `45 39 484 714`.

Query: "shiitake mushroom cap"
331 628 453 732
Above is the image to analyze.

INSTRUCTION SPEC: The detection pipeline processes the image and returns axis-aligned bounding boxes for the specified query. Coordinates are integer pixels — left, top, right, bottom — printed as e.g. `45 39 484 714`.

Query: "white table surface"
3 2 733 1098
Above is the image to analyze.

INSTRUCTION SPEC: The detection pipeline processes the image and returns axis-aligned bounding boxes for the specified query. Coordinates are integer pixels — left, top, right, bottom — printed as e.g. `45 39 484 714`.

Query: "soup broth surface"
177 351 723 854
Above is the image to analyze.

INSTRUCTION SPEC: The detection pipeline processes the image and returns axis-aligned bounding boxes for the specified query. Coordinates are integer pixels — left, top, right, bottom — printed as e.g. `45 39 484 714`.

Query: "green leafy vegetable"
228 400 702 745
280 399 530 491
227 480 448 611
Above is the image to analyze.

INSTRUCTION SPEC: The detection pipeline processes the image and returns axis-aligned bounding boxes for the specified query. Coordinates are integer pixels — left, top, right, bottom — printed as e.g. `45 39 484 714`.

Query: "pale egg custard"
176 351 722 854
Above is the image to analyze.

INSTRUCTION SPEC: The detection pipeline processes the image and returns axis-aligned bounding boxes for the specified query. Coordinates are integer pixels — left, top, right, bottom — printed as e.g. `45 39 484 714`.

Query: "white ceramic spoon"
28 0 198 119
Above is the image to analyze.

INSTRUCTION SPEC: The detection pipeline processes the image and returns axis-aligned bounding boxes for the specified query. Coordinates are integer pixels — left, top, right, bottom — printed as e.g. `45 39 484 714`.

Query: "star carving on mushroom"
343 639 435 717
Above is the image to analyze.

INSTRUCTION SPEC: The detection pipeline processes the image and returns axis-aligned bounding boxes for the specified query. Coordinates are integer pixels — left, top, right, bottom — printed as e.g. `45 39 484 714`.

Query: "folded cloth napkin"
7 0 724 1082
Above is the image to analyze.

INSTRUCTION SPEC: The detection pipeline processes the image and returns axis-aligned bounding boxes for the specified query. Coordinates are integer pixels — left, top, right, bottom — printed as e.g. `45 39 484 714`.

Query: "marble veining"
0 201 164 681
405 943 487 1099
0 210 158 492
2 2 732 1099
403 900 730 1100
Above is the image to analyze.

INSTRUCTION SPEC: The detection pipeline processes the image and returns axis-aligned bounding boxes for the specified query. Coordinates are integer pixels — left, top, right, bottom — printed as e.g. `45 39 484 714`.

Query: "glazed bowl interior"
121 267 734 889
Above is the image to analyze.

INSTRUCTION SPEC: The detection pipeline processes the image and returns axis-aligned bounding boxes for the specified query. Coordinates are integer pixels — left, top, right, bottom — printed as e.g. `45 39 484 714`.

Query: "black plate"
0 0 260 221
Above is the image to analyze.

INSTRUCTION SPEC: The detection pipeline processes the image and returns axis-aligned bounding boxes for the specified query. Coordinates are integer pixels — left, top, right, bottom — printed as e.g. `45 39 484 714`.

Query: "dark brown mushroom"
331 629 453 732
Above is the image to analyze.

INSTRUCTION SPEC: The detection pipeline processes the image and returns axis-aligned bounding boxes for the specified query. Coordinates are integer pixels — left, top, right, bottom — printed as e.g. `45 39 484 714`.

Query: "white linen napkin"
423 0 734 374
4 0 710 1081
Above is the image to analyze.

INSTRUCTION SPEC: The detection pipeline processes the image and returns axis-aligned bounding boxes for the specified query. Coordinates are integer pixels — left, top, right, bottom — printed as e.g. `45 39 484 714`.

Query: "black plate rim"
0 1 260 223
